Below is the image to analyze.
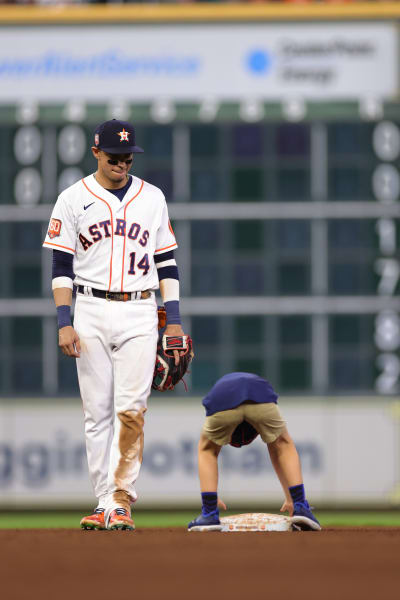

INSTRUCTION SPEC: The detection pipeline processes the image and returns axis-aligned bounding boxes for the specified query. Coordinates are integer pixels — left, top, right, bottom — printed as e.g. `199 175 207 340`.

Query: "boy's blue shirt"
202 372 278 417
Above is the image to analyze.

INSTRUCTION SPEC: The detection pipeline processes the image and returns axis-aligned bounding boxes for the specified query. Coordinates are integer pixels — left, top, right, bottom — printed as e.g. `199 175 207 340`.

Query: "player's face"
92 147 134 187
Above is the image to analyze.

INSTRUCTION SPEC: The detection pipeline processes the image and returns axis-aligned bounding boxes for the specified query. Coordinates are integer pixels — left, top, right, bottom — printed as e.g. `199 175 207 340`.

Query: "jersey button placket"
112 214 125 292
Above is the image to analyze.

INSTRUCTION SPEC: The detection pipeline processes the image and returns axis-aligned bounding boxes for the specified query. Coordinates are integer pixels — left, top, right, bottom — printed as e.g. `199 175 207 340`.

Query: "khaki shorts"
202 402 286 446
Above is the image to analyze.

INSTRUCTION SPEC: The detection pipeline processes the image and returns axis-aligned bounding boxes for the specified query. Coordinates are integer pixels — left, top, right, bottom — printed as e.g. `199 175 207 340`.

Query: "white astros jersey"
43 173 177 292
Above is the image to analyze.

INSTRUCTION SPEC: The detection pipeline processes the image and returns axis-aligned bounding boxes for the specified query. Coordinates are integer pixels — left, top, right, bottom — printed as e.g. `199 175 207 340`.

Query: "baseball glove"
230 420 259 448
157 306 167 330
152 334 194 392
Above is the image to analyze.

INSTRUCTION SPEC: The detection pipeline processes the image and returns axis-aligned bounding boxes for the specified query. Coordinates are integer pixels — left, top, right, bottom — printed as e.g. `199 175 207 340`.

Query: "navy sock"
201 492 218 516
289 484 306 504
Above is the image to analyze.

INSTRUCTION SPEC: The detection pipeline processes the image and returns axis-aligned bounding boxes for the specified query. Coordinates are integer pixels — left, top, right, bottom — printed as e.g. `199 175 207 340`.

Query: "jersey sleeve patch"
48 218 62 239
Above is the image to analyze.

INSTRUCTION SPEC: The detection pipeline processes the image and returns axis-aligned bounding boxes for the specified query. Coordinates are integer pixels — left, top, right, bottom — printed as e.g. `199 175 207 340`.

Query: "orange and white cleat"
107 508 135 531
80 508 106 530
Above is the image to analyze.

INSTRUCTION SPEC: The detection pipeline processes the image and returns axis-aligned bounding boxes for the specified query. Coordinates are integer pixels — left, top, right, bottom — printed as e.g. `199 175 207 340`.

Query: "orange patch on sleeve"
48 218 62 239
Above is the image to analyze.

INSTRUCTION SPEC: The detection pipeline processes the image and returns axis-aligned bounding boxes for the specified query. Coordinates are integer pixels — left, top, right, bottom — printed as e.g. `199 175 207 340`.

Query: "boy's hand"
280 500 294 516
218 498 227 511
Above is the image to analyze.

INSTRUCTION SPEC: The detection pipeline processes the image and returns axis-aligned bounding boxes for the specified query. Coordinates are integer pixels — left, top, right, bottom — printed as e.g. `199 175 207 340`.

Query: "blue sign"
246 50 272 76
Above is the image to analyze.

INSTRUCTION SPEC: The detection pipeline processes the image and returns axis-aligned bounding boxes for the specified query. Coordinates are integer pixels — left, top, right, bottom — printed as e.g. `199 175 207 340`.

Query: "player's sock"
289 484 306 504
201 492 218 516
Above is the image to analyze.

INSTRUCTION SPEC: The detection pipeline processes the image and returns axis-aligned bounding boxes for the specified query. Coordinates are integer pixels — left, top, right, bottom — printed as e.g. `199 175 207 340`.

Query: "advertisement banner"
0 23 397 102
0 400 398 508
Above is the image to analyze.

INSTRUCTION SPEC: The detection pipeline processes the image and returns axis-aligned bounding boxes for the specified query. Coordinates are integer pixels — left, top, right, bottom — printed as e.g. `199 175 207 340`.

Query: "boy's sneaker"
292 501 321 531
188 511 222 532
80 507 106 530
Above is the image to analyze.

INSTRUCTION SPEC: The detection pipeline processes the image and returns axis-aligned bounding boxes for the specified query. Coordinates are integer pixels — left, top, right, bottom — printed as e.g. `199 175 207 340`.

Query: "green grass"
0 511 399 529
319 512 400 527
0 512 193 529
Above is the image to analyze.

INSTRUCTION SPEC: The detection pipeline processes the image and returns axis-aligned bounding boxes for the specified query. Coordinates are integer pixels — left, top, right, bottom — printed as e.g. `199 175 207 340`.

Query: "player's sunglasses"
106 155 133 166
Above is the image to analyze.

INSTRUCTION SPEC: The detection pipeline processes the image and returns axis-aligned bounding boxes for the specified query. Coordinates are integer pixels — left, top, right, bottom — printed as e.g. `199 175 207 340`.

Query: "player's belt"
76 285 151 301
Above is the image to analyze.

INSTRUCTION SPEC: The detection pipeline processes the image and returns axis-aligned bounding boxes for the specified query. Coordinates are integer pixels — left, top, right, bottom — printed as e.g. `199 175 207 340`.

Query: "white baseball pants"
73 292 158 512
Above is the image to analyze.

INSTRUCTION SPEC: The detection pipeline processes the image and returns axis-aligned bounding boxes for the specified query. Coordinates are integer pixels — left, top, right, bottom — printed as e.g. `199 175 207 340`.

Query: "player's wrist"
164 324 184 336
164 300 181 325
57 305 71 329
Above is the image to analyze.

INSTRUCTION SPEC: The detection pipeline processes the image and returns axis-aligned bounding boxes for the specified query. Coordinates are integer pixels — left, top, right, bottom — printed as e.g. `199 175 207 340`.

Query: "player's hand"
164 324 186 366
218 498 227 511
59 326 81 358
280 500 294 516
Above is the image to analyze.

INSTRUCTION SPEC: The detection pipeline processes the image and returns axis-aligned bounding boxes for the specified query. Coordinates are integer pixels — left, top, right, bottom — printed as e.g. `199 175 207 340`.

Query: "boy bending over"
188 372 321 532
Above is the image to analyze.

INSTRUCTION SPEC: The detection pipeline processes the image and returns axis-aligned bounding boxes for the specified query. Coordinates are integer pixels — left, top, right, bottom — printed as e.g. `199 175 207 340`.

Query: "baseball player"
43 119 187 531
188 372 321 532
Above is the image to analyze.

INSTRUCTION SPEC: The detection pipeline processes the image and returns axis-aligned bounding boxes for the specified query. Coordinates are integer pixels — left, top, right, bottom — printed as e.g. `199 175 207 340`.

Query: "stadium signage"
0 23 396 102
0 402 396 507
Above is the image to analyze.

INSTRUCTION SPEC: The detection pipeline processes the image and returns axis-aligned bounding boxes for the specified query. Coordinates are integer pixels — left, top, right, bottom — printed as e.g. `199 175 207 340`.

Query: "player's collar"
86 173 140 205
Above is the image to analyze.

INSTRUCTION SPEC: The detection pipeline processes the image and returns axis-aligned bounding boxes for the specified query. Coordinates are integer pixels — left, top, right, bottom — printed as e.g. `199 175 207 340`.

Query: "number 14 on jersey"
128 252 150 276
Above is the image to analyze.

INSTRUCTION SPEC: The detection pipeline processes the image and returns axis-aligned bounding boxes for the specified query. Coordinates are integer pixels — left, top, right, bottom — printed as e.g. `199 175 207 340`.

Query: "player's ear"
91 147 100 161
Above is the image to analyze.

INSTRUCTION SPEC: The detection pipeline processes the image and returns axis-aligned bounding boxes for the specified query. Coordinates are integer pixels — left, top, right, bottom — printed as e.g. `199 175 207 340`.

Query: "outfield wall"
0 399 399 509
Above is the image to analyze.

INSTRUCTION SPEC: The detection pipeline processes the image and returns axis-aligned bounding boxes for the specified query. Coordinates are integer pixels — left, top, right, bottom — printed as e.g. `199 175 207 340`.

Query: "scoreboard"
0 104 399 397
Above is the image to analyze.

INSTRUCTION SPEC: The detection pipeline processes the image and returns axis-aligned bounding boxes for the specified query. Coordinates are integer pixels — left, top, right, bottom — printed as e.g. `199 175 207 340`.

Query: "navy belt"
76 285 151 301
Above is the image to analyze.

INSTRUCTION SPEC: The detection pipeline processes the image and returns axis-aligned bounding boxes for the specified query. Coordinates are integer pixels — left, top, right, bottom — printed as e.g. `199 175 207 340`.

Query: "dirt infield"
1 528 399 600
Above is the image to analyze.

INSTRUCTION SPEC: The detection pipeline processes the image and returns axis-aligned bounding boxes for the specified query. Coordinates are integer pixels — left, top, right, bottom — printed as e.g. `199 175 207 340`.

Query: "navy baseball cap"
93 119 144 154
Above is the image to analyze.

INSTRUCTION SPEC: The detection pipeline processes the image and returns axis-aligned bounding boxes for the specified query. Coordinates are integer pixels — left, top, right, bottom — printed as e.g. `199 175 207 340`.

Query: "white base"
220 513 292 532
